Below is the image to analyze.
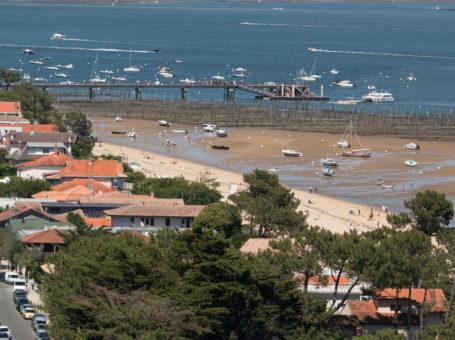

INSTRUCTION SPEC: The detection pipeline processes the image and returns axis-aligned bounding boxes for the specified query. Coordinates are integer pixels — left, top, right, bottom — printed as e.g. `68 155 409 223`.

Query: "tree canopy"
0 68 20 90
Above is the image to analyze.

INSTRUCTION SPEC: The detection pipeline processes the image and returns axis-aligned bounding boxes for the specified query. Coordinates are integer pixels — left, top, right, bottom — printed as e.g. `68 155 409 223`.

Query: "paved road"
0 282 36 339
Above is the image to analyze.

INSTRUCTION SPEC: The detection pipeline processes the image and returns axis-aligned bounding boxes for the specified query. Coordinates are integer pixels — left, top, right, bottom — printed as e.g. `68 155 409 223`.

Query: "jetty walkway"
1 82 329 101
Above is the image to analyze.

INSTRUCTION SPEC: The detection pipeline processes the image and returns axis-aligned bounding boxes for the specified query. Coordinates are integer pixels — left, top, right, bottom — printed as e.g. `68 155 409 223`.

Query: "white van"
4 272 20 284
13 279 26 292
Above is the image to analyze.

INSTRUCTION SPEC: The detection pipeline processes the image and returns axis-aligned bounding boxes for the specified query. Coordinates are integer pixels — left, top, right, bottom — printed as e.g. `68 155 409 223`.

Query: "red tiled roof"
52 178 113 193
119 230 150 242
374 288 448 312
59 159 123 178
308 275 351 285
32 186 92 201
21 124 58 133
0 102 21 114
22 229 67 244
347 300 377 315
16 151 73 169
84 217 111 227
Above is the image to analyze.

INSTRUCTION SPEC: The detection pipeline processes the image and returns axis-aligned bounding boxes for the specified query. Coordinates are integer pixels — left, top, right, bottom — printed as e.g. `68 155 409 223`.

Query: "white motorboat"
55 72 69 78
232 73 247 78
216 129 228 137
100 70 114 74
202 124 217 132
320 158 338 166
282 149 302 157
404 160 418 167
51 33 66 39
329 69 339 75
9 68 22 72
59 81 76 85
404 142 420 150
45 66 59 70
175 60 183 63
24 49 34 55
159 71 175 78
158 120 171 127
33 77 46 82
180 78 196 84
337 97 361 105
172 129 188 134
308 47 317 52
60 64 73 69
212 75 225 81
235 67 247 72
368 85 376 90
337 140 350 148
23 73 30 81
407 74 417 81
115 117 123 122
90 76 107 84
112 76 126 81
322 167 335 176
362 91 394 102
333 80 355 88
30 60 44 65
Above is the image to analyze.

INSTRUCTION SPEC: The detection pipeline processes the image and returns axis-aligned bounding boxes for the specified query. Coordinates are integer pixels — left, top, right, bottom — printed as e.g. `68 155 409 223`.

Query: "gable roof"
58 159 124 178
0 202 67 224
0 102 21 115
104 204 205 218
52 178 113 193
7 131 75 144
22 228 66 244
240 238 275 255
374 288 448 313
32 185 93 201
0 115 29 124
16 151 73 169
347 300 377 318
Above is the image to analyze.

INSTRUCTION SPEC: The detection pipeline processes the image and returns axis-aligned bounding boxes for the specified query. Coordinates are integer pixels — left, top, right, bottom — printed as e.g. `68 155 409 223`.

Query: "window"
43 148 50 153
165 217 170 226
150 217 154 226
130 217 134 226
390 304 401 311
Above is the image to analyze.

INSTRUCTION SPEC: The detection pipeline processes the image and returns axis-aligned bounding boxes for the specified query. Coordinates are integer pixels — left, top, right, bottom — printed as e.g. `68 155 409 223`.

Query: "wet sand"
91 116 455 228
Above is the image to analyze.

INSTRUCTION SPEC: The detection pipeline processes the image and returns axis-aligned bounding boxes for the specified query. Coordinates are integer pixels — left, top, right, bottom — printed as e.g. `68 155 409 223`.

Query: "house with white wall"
15 148 73 179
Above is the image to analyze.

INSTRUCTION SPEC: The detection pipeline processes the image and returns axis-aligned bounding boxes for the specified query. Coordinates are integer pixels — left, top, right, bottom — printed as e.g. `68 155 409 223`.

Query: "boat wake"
239 21 364 30
0 43 157 54
308 47 455 61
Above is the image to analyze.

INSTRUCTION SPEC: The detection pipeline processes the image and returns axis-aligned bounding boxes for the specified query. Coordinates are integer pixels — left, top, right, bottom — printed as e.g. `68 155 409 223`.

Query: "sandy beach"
93 141 391 234
91 116 455 231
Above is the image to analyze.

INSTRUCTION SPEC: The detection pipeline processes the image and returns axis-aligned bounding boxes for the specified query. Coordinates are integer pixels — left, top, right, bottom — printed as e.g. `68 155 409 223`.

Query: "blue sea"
1 1 455 112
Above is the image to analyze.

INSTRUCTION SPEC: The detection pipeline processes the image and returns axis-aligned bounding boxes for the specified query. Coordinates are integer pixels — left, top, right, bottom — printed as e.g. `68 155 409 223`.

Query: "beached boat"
322 166 335 176
158 120 171 127
216 129 228 137
172 129 188 134
404 142 420 150
340 121 372 158
320 158 338 167
404 160 418 167
337 140 350 148
282 149 302 157
115 116 123 122
111 130 126 134
381 183 395 189
211 145 229 150
128 131 137 138
202 124 217 132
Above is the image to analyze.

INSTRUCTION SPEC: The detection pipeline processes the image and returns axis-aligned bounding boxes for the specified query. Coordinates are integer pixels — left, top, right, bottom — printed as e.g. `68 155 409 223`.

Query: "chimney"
54 144 58 155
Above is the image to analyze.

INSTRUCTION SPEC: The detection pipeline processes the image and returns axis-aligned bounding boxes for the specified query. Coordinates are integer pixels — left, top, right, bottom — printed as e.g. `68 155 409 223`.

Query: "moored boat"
111 130 126 134
404 142 420 150
362 91 394 102
172 129 188 134
282 149 302 157
115 117 123 122
404 160 418 167
322 166 335 176
216 129 228 137
337 140 350 148
211 145 230 150
158 120 171 127
320 158 338 167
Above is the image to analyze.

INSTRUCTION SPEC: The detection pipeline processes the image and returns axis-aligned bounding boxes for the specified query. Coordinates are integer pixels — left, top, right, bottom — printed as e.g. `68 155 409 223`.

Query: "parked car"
0 326 11 340
13 279 26 292
20 303 32 315
23 306 35 319
32 315 47 332
13 289 26 302
0 271 6 282
4 272 20 284
35 330 49 340
32 313 46 323
15 297 29 311
0 332 10 339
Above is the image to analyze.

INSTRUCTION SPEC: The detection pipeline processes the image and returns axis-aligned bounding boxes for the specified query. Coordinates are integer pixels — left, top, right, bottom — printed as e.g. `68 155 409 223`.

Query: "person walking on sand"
309 186 313 194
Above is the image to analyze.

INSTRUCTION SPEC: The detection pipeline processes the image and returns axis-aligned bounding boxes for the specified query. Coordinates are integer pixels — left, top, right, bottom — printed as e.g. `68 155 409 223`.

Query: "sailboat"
340 121 372 158
89 53 107 84
297 58 321 82
124 51 140 72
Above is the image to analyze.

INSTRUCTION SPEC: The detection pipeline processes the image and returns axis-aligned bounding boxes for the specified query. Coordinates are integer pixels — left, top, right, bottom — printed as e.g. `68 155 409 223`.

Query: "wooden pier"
2 82 329 102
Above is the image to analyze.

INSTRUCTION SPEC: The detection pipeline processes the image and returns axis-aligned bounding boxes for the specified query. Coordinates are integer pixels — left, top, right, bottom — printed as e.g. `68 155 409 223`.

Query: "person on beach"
309 186 313 194
315 187 318 193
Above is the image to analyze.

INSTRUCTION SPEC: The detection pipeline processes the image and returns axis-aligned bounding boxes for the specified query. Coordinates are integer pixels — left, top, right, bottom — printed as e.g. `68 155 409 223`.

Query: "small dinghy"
215 129 228 137
158 120 171 127
404 142 420 150
381 183 396 189
172 129 188 134
111 130 126 134
115 116 123 122
320 158 338 167
211 145 229 150
404 160 418 167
